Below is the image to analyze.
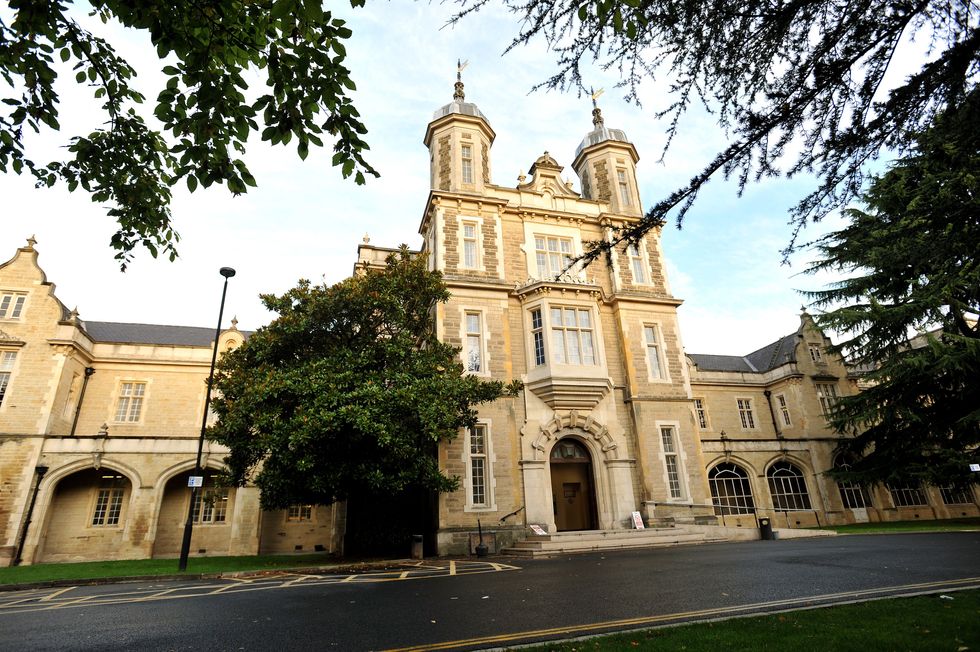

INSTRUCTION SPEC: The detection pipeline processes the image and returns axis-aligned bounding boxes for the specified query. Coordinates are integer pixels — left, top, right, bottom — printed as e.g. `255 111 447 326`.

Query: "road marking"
449 561 456 576
38 587 75 602
381 577 980 652
399 571 410 579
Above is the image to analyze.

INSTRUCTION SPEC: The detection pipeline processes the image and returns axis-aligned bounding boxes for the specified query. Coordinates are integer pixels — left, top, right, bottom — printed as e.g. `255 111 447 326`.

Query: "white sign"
970 463 980 472
631 511 645 529
187 475 204 488
529 524 548 536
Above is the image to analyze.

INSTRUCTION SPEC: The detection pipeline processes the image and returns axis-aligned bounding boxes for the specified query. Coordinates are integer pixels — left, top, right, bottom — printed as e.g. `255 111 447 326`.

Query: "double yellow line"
384 577 980 651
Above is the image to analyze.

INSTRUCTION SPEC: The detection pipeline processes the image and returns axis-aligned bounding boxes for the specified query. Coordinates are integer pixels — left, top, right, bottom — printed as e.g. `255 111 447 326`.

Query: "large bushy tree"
1 0 376 268
208 248 519 509
805 91 980 487
453 0 980 258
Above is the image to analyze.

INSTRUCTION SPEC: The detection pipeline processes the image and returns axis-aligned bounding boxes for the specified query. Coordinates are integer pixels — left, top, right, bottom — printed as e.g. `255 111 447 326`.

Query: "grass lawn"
518 589 980 651
820 517 980 535
0 552 341 586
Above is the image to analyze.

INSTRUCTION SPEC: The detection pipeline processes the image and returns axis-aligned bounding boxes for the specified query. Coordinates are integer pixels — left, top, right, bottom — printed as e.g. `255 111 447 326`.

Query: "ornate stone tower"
423 62 495 195
571 101 642 218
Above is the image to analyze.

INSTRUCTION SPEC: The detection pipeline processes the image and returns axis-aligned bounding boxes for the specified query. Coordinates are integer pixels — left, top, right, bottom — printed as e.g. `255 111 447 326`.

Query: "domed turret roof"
432 100 489 122
575 126 631 157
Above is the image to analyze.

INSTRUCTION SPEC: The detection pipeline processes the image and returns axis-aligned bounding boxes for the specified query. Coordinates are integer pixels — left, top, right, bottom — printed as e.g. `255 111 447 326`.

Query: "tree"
453 0 980 260
1 0 376 268
804 90 980 488
208 247 520 510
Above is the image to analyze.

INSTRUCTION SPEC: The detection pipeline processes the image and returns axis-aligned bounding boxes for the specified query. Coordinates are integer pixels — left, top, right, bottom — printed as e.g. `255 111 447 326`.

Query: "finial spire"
454 59 469 102
26 234 37 249
590 87 605 128
230 316 239 330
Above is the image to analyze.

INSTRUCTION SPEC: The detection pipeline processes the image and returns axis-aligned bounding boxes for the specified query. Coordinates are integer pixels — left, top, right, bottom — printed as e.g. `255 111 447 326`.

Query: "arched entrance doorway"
550 439 598 531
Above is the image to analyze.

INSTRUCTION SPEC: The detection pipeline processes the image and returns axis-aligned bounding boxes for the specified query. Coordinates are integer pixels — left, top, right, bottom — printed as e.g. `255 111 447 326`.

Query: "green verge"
819 517 980 535
516 590 980 651
0 553 338 585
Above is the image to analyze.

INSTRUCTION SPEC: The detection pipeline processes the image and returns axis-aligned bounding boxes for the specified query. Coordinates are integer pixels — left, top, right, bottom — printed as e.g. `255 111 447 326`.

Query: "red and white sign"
529 524 548 536
631 511 645 529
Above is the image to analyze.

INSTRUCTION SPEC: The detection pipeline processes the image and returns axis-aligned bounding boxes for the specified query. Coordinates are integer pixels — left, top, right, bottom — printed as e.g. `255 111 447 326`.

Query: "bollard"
411 534 423 560
758 517 774 540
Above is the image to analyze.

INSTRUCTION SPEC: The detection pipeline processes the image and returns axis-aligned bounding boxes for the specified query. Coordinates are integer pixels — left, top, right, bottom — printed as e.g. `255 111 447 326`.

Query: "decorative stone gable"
518 152 579 199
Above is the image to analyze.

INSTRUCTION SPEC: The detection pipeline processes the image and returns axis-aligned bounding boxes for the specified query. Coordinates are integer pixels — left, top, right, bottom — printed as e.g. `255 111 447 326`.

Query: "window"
617 170 631 206
114 382 146 422
808 345 824 362
467 425 490 508
737 398 756 429
534 235 573 278
628 244 646 283
815 383 838 416
193 478 229 524
834 457 872 509
530 309 545 366
92 474 125 526
694 399 709 430
940 486 974 505
661 427 683 499
0 292 26 319
461 144 473 184
0 351 16 408
644 325 664 379
776 394 791 427
462 221 479 268
767 462 812 511
888 483 928 507
287 504 313 521
465 312 483 373
708 463 755 515
550 307 596 365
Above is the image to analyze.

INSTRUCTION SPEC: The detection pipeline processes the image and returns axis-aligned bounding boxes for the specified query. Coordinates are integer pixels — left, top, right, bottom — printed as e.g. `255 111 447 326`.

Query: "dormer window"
461 144 474 184
808 344 824 362
617 169 631 206
0 292 26 320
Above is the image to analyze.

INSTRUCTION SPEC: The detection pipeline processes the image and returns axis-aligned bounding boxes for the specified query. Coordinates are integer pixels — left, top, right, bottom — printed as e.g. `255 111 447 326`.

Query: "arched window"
767 461 812 511
708 463 755 515
833 454 872 509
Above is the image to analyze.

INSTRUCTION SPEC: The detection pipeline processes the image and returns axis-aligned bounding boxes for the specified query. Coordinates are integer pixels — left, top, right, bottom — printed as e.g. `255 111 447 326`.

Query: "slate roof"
83 321 220 346
690 333 799 373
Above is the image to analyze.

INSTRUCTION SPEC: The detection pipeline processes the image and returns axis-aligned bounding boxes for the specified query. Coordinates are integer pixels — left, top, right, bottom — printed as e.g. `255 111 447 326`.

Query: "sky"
1 3 915 355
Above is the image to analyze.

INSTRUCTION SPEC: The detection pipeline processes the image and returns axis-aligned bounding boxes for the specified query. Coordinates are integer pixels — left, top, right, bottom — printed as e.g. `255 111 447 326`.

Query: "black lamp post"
178 266 235 572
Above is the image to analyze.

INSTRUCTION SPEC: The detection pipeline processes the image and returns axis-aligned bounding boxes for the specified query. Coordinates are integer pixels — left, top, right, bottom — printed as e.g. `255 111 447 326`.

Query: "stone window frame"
191 475 231 525
0 291 27 320
90 473 127 528
463 421 496 512
112 380 148 424
0 349 18 409
940 486 975 505
833 455 872 509
522 222 586 282
656 421 689 501
460 307 490 377
708 462 756 515
888 483 928 507
455 214 486 273
775 393 792 427
524 297 606 371
616 168 632 207
286 504 314 522
460 142 474 185
767 460 813 511
642 322 671 383
808 344 824 363
626 241 651 286
815 382 839 416
736 397 757 430
693 398 710 430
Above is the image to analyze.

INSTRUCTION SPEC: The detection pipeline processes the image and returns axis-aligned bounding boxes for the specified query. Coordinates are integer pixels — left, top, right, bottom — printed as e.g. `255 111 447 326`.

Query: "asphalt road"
2 532 978 651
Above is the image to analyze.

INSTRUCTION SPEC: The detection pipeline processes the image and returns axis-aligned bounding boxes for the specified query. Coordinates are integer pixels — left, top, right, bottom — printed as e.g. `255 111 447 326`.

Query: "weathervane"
454 59 469 102
590 87 605 127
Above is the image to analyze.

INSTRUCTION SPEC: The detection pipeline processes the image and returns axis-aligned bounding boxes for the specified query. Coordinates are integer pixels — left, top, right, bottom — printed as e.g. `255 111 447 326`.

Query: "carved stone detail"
531 411 619 461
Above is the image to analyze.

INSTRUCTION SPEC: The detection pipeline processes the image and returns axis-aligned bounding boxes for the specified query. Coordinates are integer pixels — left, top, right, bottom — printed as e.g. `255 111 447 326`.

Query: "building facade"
2 83 977 564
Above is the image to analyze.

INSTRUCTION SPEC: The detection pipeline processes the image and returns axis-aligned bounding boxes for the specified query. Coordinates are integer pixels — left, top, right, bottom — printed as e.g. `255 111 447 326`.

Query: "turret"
423 61 495 194
571 100 640 217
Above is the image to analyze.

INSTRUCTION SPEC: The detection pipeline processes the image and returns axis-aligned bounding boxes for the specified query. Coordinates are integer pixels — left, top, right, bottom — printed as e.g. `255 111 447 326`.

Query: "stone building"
2 81 976 564
0 239 343 566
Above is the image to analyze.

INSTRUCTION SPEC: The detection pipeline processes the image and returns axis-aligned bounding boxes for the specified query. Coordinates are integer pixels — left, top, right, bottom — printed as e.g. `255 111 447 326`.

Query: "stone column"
520 460 555 532
604 459 637 529
228 486 261 556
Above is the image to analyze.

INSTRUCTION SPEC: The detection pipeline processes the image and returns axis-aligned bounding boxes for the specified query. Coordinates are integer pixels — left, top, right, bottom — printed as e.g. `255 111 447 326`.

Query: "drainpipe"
763 390 782 438
12 465 48 566
69 367 96 436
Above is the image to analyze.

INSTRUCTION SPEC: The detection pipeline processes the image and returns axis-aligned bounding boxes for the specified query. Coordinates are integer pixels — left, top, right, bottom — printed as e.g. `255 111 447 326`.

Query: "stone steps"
501 526 729 557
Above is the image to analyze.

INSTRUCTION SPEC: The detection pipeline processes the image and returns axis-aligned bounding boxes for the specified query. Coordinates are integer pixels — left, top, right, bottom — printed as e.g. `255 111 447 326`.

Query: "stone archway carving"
531 410 618 461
